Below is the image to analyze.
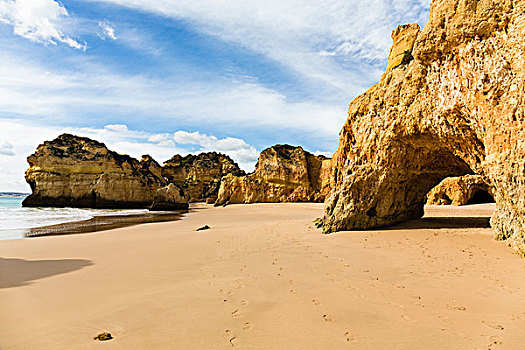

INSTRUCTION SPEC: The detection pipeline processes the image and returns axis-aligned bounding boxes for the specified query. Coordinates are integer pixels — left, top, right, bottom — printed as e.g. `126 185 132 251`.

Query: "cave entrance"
467 189 495 205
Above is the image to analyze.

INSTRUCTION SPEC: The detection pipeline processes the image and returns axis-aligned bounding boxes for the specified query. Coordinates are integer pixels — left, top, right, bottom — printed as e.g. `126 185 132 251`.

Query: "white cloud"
0 0 86 50
0 141 15 156
98 20 117 40
314 150 333 158
83 0 430 90
0 51 348 137
0 120 259 192
148 134 175 148
173 131 258 170
104 124 128 132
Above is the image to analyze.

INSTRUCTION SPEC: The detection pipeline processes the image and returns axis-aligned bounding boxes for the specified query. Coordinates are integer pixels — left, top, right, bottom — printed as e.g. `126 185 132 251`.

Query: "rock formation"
23 134 183 209
427 175 495 206
162 152 244 203
215 145 331 205
323 0 525 255
150 183 189 211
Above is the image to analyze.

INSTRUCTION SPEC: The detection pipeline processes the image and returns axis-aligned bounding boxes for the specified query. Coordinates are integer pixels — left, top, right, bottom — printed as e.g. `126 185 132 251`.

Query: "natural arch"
323 129 482 231
323 0 525 256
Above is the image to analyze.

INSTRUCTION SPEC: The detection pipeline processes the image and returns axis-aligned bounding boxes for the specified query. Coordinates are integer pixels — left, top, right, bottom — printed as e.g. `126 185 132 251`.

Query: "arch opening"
467 189 495 205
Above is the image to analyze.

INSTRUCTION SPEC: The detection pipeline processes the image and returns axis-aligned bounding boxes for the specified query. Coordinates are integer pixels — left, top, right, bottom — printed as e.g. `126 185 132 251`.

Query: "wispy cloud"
98 20 117 40
0 50 347 137
83 0 430 91
0 0 86 50
0 141 15 156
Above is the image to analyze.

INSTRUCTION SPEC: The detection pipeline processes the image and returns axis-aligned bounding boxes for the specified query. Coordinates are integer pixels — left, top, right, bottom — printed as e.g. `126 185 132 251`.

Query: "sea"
0 194 150 240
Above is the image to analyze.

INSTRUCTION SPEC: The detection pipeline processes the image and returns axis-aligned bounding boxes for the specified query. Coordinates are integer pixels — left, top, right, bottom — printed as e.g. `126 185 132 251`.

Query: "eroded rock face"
386 23 420 72
216 145 331 205
23 134 168 209
150 183 189 211
162 152 244 202
323 0 525 255
427 175 495 206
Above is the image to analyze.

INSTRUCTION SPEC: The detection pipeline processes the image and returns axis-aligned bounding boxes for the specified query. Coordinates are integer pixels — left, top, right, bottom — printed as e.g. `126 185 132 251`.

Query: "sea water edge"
0 196 151 240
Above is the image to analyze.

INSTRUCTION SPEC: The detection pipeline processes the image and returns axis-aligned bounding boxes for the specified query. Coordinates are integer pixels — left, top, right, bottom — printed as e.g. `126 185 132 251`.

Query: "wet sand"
26 211 186 237
1 203 525 349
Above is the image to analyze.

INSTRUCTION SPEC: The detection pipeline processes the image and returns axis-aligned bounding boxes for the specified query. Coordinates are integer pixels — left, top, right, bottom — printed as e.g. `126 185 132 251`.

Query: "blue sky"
0 0 430 191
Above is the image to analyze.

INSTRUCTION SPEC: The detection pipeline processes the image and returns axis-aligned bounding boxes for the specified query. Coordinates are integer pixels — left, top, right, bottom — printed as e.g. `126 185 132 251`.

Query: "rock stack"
22 134 243 210
23 134 171 209
162 153 244 203
215 145 331 205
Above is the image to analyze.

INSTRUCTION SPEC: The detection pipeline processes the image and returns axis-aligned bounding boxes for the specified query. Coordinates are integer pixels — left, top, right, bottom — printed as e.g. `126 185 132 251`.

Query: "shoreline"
25 210 188 238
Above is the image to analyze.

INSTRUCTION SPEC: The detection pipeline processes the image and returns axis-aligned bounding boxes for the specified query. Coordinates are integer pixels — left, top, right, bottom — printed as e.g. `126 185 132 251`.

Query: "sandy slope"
1 203 525 349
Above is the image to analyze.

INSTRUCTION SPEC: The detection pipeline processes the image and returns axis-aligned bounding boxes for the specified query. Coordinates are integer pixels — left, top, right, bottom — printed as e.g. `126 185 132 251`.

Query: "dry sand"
1 203 525 349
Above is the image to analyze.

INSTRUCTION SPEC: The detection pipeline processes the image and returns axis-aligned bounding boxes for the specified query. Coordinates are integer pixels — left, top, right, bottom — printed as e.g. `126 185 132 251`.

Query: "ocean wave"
0 198 149 237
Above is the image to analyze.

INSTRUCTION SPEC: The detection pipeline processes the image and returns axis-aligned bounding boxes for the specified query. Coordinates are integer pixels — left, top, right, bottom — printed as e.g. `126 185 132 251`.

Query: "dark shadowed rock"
150 183 189 211
162 152 244 202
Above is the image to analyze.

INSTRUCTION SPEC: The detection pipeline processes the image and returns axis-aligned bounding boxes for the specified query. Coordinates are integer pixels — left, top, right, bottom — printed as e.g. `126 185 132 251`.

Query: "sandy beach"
1 203 525 349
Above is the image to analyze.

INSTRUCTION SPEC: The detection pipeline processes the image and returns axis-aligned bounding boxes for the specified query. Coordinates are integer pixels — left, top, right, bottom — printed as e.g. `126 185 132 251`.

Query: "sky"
0 0 431 192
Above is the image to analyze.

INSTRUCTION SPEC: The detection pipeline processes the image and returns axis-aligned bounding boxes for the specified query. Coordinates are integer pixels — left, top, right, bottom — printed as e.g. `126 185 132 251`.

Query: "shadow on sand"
386 216 491 230
0 257 92 289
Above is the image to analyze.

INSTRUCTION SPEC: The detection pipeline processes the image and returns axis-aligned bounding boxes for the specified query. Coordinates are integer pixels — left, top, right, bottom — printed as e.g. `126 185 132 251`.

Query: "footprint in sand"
401 314 416 323
229 335 239 348
486 335 503 349
484 322 504 331
323 314 333 322
289 289 298 294
312 299 321 306
243 322 253 330
231 309 241 318
344 331 357 343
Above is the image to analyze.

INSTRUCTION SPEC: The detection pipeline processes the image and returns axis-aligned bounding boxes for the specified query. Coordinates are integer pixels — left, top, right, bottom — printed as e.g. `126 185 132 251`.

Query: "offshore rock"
323 0 525 255
23 134 168 209
215 145 331 205
162 152 244 202
426 175 495 206
150 183 189 211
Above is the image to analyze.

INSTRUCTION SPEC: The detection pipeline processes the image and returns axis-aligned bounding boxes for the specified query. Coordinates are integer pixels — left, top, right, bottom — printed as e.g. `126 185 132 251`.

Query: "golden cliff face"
386 23 420 72
323 0 525 255
162 152 244 202
23 135 243 208
23 134 167 209
215 145 331 205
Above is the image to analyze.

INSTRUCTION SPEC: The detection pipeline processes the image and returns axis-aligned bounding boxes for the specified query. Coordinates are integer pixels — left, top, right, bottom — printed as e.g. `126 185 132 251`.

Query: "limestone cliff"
323 0 525 255
215 145 331 205
150 183 189 211
162 152 244 202
427 175 494 206
23 134 170 209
